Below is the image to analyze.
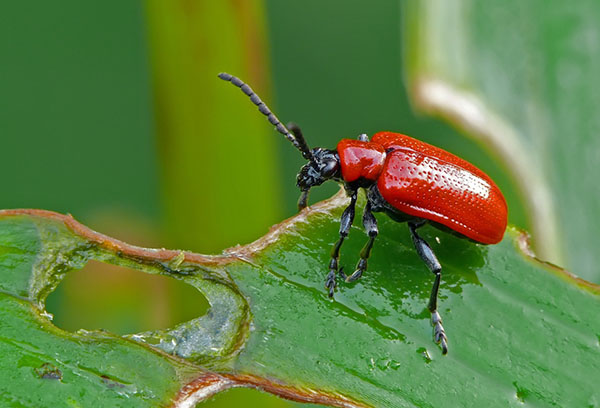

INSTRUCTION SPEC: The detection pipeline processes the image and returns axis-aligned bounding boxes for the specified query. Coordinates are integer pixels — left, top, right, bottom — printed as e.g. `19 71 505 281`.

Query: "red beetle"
218 73 508 354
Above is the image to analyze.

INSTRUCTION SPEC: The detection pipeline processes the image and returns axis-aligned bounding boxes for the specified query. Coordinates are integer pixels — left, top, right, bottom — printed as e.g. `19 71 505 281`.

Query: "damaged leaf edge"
0 193 597 408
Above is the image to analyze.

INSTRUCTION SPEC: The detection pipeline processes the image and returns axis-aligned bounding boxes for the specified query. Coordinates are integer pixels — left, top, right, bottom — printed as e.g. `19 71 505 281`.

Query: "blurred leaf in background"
404 0 600 282
0 0 158 219
145 0 283 254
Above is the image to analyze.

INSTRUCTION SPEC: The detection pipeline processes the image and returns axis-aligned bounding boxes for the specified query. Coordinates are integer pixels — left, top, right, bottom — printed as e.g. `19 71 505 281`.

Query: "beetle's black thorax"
366 184 417 223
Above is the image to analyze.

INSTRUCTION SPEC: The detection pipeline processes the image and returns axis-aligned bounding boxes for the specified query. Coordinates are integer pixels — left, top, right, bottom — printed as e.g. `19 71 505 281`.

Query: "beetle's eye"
321 160 338 178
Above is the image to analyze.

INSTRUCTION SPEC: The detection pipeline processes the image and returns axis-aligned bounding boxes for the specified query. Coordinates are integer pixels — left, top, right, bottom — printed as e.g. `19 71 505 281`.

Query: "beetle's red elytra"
218 72 508 355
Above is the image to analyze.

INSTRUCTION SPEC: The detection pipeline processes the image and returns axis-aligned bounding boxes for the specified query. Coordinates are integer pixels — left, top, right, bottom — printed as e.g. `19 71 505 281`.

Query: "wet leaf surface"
0 194 598 407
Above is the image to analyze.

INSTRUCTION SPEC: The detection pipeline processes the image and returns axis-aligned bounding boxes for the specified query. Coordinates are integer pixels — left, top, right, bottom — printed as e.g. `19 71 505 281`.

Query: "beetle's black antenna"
218 72 315 162
286 122 312 161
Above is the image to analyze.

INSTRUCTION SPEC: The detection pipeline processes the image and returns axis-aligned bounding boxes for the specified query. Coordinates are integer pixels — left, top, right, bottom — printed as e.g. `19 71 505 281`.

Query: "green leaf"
404 0 600 282
1 197 598 407
0 212 202 406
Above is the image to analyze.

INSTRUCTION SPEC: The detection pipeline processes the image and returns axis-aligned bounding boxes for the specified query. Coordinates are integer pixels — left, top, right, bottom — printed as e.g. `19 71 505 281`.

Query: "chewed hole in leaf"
203 387 322 408
46 260 209 335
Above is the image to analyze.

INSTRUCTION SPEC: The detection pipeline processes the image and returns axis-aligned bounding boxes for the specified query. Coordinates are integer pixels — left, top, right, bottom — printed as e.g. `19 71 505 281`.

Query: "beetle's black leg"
346 202 378 282
408 221 448 354
326 191 357 297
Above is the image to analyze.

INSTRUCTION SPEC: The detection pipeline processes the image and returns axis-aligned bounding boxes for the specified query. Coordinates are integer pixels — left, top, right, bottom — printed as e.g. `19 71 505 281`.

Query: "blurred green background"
2 0 597 406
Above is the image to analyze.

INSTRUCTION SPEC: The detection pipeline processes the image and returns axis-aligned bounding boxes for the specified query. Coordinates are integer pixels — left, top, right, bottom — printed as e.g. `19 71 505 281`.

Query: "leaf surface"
0 197 598 407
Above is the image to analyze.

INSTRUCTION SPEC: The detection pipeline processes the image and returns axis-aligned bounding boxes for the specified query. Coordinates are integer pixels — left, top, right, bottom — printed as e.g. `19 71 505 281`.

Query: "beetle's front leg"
408 221 448 354
326 191 357 297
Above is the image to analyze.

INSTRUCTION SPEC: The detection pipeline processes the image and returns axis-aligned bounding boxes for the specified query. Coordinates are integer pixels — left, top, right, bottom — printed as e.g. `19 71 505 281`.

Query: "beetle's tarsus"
325 271 337 298
345 265 364 282
326 257 339 297
431 310 448 354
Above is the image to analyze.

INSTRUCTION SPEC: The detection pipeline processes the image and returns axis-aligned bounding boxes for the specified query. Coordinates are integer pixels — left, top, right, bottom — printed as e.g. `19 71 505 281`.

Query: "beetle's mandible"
218 72 508 354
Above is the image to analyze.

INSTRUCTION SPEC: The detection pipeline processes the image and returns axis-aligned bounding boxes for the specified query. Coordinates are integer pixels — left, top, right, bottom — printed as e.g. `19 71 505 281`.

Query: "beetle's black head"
296 147 341 209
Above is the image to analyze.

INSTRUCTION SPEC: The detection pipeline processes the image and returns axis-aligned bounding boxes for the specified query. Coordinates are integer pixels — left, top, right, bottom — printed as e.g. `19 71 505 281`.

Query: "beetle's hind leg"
408 221 448 354
326 191 357 297
345 202 378 282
